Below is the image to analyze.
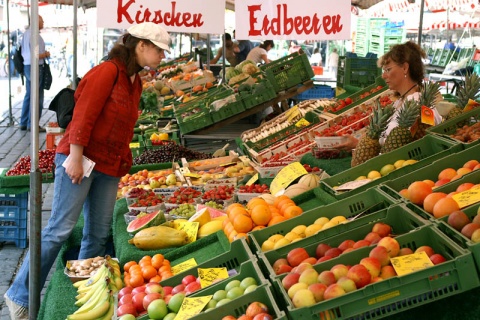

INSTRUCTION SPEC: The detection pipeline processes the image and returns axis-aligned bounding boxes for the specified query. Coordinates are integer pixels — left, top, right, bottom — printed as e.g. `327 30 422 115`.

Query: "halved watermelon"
126 210 166 234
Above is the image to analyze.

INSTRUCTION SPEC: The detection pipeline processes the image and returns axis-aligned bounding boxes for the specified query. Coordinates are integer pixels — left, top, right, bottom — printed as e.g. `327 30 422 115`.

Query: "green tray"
272 225 479 320
248 187 399 255
0 168 54 188
379 144 480 202
211 98 246 123
427 106 480 149
159 238 255 288
321 134 462 200
257 203 430 280
177 112 214 134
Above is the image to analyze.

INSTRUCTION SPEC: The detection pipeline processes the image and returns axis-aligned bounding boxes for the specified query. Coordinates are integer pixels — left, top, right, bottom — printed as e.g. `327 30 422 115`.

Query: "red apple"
377 237 400 258
287 248 310 267
323 283 346 300
275 264 293 275
447 211 471 231
338 239 355 252
336 276 357 293
461 223 480 239
430 253 447 265
131 285 147 296
364 232 382 244
316 256 332 263
119 293 133 307
415 245 435 258
315 243 332 258
181 275 197 286
360 257 381 279
299 268 319 285
117 303 138 317
369 246 390 267
171 284 185 295
143 292 163 310
330 264 349 281
118 286 134 300
379 265 397 279
162 286 173 296
132 292 147 313
308 283 327 302
352 239 371 249
293 262 314 275
282 272 300 291
301 257 318 265
324 247 343 258
372 222 392 238
346 264 371 289
185 281 201 295
317 270 336 286
145 283 164 296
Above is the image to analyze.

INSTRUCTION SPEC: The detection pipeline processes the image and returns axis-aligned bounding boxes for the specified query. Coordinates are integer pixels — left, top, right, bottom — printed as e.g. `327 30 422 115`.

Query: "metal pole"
418 0 425 45
28 0 42 318
73 0 78 88
6 0 14 126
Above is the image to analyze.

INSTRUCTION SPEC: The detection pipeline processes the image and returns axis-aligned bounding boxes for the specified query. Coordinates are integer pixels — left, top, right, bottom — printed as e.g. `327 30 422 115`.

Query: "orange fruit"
268 215 287 226
142 265 158 280
251 225 266 231
123 274 131 287
123 261 137 273
279 200 296 215
274 195 291 207
438 168 457 181
226 203 244 216
129 274 145 288
228 229 239 242
161 271 173 279
229 206 249 220
433 197 460 218
422 180 435 188
407 181 432 205
129 264 142 277
250 204 272 226
283 205 303 219
247 197 268 210
268 205 282 216
234 233 248 241
233 214 254 233
151 254 165 269
149 275 162 283
423 192 447 214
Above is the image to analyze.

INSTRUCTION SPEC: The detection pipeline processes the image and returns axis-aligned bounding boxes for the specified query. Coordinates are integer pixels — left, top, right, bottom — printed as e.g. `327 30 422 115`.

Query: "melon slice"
126 210 166 234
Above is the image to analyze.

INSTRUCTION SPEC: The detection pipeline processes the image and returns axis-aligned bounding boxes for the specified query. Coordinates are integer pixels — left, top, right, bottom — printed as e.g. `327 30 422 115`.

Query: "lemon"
273 238 291 249
304 224 323 237
314 217 330 226
261 240 275 251
355 175 368 181
284 232 302 242
393 159 405 169
268 234 284 243
291 225 307 237
367 171 382 179
402 159 418 167
380 164 396 176
330 215 347 224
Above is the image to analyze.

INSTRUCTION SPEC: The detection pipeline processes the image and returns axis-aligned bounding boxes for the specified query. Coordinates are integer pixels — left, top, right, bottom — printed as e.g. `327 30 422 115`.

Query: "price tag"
390 251 433 276
246 173 259 186
198 267 229 288
420 106 435 126
172 220 199 243
171 258 197 275
174 296 213 320
270 162 308 196
295 118 311 127
129 142 140 148
184 173 202 179
336 179 372 191
463 98 480 112
452 186 480 208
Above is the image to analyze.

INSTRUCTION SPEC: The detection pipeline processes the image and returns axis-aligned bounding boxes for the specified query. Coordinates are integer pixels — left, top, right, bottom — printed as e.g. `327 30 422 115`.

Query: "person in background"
246 40 274 65
336 41 442 151
310 48 322 66
19 15 49 132
210 33 238 67
233 30 254 63
4 22 171 320
288 40 302 54
328 48 339 78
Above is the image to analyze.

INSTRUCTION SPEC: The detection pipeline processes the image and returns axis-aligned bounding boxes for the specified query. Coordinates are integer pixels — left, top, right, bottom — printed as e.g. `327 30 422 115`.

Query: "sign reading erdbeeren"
235 0 351 40
97 0 226 34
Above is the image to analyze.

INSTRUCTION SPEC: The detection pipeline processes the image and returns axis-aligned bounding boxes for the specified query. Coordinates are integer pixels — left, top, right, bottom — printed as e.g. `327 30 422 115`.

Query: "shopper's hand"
65 158 84 185
334 134 358 152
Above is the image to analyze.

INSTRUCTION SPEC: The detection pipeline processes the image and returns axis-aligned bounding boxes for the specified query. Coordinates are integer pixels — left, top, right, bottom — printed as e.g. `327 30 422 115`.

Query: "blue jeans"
5 153 120 308
20 64 45 129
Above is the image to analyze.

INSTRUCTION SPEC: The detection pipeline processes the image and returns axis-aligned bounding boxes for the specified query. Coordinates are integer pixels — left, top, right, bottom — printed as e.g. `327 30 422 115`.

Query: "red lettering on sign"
247 3 343 36
117 0 204 28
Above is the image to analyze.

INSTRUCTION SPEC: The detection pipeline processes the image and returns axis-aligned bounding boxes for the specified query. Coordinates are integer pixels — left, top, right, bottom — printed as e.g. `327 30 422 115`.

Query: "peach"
438 168 457 181
294 262 314 275
430 253 447 265
315 243 332 259
377 236 400 258
364 232 382 244
399 188 409 199
434 178 451 187
292 289 316 307
447 210 471 231
398 247 414 256
352 239 371 249
456 167 472 177
323 284 346 300
407 181 433 205
346 264 372 289
461 223 480 239
287 282 308 299
299 268 319 286
471 228 480 243
473 213 480 225
282 272 300 291
463 160 480 170
338 239 355 252
473 163 480 170
456 182 475 192
324 247 343 258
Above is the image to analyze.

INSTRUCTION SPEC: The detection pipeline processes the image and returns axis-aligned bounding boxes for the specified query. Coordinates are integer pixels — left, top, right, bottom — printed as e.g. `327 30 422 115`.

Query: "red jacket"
56 59 142 177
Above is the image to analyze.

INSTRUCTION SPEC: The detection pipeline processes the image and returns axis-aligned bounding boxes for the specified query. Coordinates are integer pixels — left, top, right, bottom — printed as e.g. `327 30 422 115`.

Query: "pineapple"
380 99 421 154
446 73 480 122
414 81 441 140
352 101 394 167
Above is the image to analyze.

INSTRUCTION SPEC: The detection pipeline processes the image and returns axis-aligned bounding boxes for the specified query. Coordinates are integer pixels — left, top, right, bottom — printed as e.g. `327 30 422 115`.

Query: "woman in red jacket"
4 22 171 319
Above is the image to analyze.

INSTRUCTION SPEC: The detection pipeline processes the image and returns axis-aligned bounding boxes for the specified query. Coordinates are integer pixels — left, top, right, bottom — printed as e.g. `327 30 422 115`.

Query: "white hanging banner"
235 0 351 40
96 0 226 34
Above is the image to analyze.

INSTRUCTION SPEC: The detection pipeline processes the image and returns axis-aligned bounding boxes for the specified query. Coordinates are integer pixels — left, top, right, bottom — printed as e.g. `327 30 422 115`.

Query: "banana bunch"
66 256 123 320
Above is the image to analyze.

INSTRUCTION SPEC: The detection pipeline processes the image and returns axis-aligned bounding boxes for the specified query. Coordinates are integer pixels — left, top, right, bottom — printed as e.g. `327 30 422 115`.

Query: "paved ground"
0 70 70 319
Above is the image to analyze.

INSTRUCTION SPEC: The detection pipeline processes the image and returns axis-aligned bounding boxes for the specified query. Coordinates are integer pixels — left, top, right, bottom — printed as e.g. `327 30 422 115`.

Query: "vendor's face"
381 60 404 91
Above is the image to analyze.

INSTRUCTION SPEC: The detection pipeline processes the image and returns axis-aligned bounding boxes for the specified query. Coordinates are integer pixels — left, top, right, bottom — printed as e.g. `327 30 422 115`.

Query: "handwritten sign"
390 251 434 276
246 174 259 186
175 296 213 320
172 220 199 243
452 186 480 208
198 267 229 288
235 0 351 40
171 258 198 275
97 0 226 34
270 162 308 196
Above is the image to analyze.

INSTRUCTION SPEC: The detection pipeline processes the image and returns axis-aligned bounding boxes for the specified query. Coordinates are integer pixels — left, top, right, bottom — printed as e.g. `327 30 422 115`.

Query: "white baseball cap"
128 22 171 53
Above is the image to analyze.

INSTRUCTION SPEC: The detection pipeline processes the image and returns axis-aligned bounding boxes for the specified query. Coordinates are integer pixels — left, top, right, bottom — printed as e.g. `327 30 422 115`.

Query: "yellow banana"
67 291 111 320
113 274 124 291
72 278 89 289
76 266 109 293
75 278 108 307
74 281 109 313
96 294 114 320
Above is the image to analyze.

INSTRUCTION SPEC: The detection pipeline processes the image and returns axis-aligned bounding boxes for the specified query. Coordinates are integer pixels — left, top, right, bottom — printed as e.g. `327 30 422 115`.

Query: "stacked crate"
336 54 382 89
355 18 388 56
0 191 28 248
369 21 406 56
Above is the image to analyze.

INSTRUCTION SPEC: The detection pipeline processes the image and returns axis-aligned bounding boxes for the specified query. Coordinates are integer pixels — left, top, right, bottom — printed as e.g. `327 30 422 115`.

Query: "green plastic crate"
248 187 399 255
272 225 479 320
436 202 480 275
0 169 54 188
321 134 462 200
427 106 480 149
379 144 480 203
442 93 457 103
337 68 380 89
159 238 255 288
257 203 430 281
177 112 214 134
261 52 314 93
211 98 246 123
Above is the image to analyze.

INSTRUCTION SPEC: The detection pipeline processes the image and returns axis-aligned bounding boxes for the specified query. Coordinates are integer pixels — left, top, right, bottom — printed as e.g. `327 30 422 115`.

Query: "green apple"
147 299 168 320
167 293 185 313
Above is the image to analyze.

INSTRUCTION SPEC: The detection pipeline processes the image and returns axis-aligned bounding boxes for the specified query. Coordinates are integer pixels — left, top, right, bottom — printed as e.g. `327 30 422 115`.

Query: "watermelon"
126 210 166 234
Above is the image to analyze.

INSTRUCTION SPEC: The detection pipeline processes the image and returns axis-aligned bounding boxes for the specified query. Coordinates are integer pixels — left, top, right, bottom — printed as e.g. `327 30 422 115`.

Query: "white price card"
62 155 96 177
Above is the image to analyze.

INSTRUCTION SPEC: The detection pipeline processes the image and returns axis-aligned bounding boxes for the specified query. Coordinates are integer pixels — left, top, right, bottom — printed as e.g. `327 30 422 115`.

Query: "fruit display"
169 203 196 218
165 187 202 204
65 256 122 320
126 211 167 234
128 225 190 250
445 208 480 243
6 149 56 176
133 144 211 165
202 185 235 202
65 256 111 278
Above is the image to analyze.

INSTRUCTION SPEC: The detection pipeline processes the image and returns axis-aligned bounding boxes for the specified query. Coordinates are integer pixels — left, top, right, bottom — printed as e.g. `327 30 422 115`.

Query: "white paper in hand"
62 155 96 178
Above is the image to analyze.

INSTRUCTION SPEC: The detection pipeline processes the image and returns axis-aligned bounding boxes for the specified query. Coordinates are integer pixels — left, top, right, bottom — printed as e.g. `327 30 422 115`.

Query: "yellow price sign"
174 295 213 320
184 173 202 179
295 118 311 127
171 258 197 275
390 251 434 276
452 185 480 208
172 220 199 243
270 162 308 196
246 173 259 186
129 142 140 148
198 267 229 288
